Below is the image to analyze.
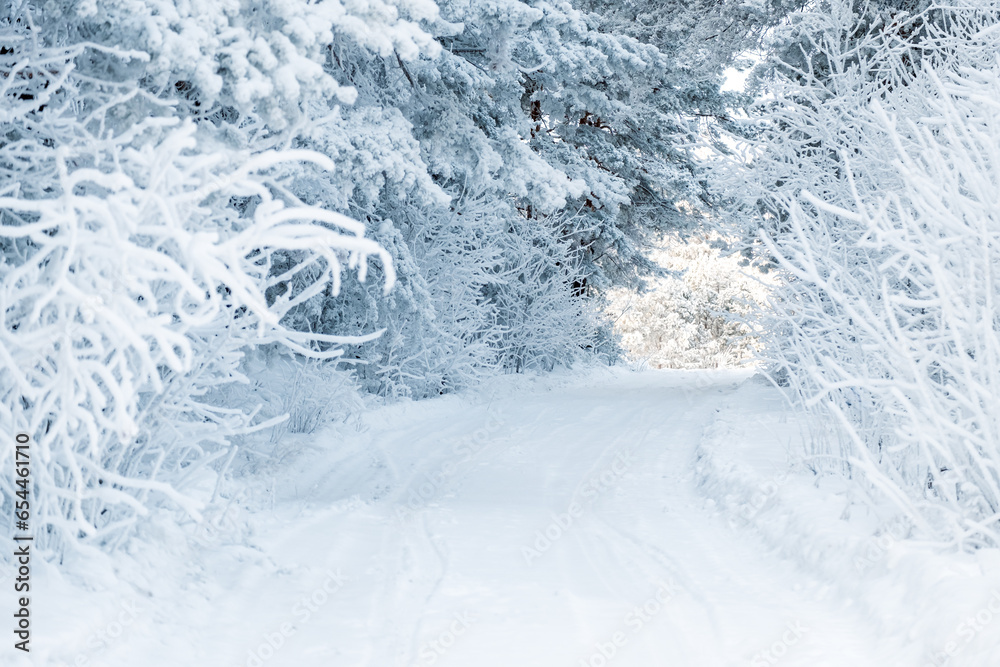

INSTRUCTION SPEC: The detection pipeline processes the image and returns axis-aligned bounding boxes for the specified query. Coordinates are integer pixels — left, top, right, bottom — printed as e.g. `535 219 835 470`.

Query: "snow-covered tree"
606 235 773 369
0 2 393 550
248 0 771 395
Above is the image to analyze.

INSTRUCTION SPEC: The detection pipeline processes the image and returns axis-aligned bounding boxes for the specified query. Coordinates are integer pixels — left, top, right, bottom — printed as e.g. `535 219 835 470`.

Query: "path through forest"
34 371 926 666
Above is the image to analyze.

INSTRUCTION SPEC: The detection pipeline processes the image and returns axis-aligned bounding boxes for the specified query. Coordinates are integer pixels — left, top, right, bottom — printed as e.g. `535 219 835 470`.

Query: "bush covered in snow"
726 1 1000 547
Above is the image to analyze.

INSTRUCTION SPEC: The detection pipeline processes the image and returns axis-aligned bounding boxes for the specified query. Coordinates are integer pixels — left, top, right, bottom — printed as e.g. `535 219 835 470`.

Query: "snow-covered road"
327 370 890 667
36 370 926 666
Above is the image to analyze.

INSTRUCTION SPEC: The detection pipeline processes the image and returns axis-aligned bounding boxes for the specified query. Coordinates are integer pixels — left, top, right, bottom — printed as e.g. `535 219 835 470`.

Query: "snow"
14 368 999 666
604 234 775 369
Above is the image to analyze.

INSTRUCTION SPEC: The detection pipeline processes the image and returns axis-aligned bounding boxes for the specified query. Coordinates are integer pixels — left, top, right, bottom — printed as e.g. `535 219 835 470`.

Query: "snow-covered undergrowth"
605 235 773 369
729 2 1000 547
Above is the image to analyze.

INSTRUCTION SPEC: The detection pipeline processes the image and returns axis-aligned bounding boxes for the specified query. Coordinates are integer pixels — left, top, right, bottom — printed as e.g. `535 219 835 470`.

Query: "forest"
2 0 1000 663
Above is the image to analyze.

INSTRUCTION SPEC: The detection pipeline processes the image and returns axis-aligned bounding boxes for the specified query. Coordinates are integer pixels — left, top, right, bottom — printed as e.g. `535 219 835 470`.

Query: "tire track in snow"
564 389 729 659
